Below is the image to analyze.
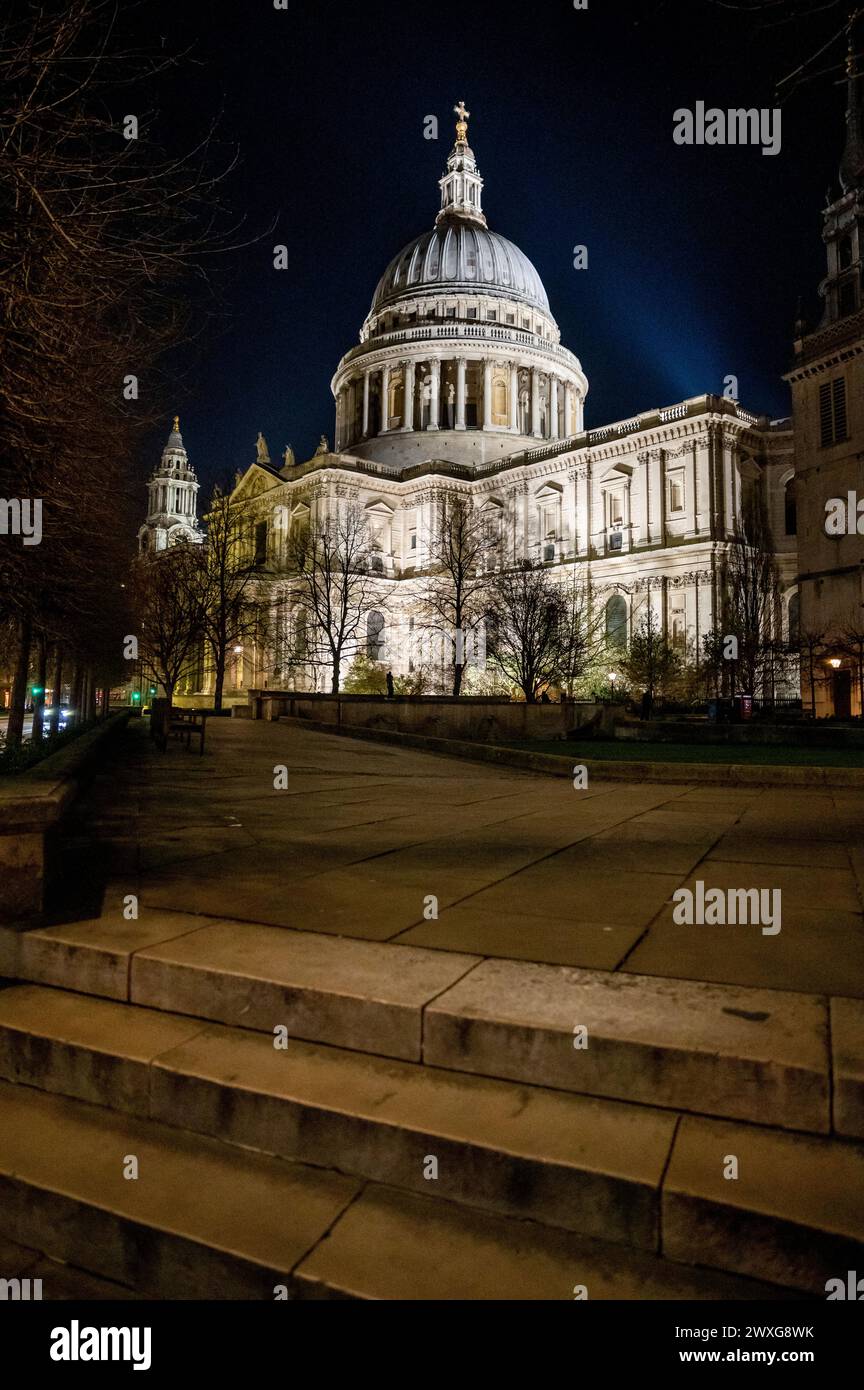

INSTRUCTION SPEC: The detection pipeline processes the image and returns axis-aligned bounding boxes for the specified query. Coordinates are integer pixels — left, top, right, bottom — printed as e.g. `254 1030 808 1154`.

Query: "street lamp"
829 658 841 669
608 672 618 699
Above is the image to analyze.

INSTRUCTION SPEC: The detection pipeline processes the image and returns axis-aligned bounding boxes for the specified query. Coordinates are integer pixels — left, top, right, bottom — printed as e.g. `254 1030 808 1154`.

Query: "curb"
278 716 864 788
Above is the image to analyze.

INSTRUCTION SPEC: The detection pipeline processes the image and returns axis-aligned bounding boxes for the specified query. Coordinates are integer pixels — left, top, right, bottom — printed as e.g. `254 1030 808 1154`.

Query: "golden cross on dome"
173 414 180 432
454 100 470 138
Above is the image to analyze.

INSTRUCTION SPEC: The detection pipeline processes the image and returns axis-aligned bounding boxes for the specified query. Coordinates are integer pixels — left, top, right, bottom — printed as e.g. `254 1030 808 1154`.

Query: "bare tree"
839 615 864 718
0 0 240 748
556 569 606 698
421 495 496 696
486 562 567 702
791 625 825 717
132 546 206 705
722 487 781 697
287 504 380 694
198 486 262 711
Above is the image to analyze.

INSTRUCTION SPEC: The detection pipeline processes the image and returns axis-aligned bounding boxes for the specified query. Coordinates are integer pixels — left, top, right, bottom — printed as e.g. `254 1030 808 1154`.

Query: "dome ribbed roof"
370 222 550 314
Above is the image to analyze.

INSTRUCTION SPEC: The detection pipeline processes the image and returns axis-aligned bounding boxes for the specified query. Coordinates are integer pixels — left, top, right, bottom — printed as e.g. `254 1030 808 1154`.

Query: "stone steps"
1 912 845 1135
0 1078 802 1301
0 984 861 1293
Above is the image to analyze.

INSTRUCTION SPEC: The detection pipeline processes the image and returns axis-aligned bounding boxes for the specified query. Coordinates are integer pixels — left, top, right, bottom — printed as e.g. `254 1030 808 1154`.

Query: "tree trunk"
6 618 32 752
213 652 225 712
330 655 340 694
69 664 82 727
32 632 48 743
49 648 64 736
452 663 464 698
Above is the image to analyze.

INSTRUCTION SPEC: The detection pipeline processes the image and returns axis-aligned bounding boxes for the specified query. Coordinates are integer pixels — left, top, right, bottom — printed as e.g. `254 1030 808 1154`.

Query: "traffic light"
131 692 141 703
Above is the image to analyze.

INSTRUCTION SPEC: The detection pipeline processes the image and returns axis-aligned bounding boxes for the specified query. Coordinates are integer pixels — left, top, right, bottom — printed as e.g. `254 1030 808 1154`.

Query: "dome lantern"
437 101 486 228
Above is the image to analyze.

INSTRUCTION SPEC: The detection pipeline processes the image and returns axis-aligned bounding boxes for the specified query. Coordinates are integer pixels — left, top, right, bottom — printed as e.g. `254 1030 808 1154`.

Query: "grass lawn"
503 739 864 768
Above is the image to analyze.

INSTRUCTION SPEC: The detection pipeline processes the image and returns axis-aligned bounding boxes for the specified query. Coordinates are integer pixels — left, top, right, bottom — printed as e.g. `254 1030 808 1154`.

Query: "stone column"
686 444 697 535
455 358 467 430
483 359 493 430
576 467 590 556
550 377 560 440
429 358 440 430
381 365 391 433
723 442 735 537
530 369 541 438
362 371 370 437
509 362 519 432
564 383 574 438
403 361 416 431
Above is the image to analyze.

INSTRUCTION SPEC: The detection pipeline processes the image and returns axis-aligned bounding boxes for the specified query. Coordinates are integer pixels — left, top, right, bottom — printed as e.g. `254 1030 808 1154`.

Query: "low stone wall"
245 691 612 742
0 712 132 926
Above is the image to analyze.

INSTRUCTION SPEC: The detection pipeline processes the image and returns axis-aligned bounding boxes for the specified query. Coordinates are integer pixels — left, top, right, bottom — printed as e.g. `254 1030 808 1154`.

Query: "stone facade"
786 38 864 717
150 105 800 703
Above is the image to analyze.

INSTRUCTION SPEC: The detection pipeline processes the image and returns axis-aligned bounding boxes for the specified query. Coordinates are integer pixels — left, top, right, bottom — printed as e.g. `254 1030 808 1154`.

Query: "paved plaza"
59 718 864 1000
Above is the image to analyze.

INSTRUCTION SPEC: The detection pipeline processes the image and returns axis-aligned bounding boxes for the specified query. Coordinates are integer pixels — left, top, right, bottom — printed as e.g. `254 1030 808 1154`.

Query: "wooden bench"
169 711 207 754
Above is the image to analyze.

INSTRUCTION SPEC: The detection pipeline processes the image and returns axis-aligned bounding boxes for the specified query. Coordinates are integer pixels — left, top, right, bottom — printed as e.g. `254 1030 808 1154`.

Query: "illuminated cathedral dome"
331 102 587 472
370 224 551 316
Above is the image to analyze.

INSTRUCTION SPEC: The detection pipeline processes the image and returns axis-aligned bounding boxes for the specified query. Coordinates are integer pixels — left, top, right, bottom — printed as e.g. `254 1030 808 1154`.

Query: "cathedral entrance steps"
0 1080 798 1302
1 913 847 1136
0 984 861 1294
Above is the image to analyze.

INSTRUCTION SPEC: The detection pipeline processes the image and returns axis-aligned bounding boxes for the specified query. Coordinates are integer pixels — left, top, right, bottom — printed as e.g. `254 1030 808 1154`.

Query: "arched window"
366 610 385 661
605 594 628 650
788 591 800 643
784 478 797 536
492 374 508 425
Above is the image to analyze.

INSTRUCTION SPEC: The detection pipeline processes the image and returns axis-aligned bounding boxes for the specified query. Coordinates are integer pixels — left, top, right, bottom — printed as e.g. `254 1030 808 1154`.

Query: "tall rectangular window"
254 520 268 565
820 376 848 447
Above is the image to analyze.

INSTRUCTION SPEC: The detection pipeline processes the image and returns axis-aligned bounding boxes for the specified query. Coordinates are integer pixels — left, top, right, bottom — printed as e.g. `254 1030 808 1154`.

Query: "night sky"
132 0 853 504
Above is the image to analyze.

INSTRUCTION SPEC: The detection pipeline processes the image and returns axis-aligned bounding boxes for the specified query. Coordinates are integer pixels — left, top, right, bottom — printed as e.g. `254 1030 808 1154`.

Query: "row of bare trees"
129 482 863 716
129 493 612 708
0 0 237 752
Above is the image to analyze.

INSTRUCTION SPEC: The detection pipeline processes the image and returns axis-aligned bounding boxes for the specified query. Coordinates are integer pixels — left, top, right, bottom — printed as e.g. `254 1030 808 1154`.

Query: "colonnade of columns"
151 481 196 518
334 356 580 452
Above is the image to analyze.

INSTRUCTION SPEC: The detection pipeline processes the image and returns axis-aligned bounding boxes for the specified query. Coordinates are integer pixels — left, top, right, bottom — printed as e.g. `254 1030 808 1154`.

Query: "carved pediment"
230 463 281 503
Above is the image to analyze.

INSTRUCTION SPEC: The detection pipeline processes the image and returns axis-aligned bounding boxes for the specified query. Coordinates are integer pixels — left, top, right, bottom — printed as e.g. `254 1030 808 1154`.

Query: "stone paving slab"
0 983 205 1116
424 957 830 1131
397 902 643 969
831 997 864 1140
0 1080 361 1299
149 1016 675 1247
294 1185 801 1301
662 1115 864 1293
625 903 864 998
16 912 212 1000
131 918 480 1060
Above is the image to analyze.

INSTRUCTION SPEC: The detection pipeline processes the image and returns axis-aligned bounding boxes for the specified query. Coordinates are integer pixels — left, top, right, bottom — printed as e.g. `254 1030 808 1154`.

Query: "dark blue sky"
136 0 853 502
